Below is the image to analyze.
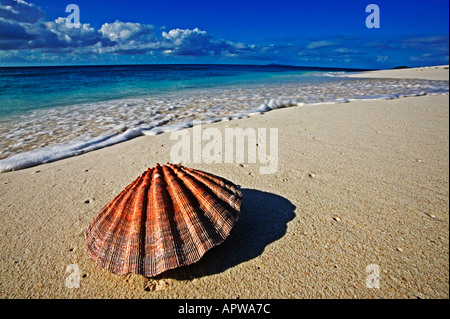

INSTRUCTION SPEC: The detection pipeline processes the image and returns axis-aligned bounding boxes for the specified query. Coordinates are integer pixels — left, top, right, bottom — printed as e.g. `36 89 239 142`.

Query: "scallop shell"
85 163 242 277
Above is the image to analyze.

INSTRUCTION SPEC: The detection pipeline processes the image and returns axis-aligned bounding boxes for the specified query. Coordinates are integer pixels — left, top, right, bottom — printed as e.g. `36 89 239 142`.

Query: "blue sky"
0 0 448 68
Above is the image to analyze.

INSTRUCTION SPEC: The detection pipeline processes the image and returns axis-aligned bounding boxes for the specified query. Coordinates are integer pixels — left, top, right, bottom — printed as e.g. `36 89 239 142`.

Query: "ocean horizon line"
0 63 377 72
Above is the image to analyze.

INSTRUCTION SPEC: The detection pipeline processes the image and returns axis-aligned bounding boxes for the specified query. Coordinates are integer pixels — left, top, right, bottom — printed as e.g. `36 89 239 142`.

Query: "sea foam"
0 77 448 172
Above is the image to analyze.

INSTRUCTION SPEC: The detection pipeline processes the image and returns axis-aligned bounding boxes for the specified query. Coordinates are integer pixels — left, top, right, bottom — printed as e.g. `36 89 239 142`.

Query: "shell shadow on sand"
159 188 296 280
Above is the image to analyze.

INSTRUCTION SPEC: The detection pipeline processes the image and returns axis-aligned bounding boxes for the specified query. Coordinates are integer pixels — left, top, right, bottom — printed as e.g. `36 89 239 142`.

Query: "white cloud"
97 20 158 55
162 28 207 43
306 40 338 50
334 47 351 53
159 27 251 57
0 1 113 52
100 20 155 42
0 0 44 23
160 28 213 55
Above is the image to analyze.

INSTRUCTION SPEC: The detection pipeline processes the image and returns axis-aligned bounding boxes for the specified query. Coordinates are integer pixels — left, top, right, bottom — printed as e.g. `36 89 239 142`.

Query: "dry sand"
0 66 448 299
344 65 449 81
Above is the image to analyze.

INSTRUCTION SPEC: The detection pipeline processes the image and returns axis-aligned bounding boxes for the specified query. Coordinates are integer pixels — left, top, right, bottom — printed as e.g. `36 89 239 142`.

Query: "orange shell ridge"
85 163 242 277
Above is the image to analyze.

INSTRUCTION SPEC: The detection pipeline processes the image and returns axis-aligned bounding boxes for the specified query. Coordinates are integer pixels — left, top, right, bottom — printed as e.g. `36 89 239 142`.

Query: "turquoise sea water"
0 64 336 118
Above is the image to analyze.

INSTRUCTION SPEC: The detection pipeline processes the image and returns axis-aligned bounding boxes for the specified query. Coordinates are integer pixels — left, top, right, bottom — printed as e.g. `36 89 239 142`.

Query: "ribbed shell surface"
85 163 242 277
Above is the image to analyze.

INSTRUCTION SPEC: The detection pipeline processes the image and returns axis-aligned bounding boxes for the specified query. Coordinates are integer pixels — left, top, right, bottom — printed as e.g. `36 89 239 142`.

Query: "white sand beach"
0 66 448 299
344 65 449 81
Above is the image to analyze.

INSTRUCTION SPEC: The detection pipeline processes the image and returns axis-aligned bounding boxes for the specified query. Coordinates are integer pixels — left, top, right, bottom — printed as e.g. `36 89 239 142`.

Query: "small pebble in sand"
428 213 436 218
416 159 423 163
397 247 404 252
282 178 288 182
309 173 316 178
333 217 342 222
